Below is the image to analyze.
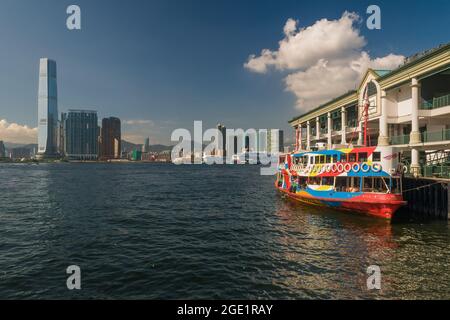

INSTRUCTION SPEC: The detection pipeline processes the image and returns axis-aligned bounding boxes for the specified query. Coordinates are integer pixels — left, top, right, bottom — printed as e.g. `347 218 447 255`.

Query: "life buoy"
352 163 360 173
331 164 338 173
361 163 370 173
326 164 332 173
372 163 382 172
344 163 352 172
337 163 344 172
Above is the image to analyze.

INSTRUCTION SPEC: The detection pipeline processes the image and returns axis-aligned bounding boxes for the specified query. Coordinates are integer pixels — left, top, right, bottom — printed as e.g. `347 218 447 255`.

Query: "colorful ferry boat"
275 146 407 219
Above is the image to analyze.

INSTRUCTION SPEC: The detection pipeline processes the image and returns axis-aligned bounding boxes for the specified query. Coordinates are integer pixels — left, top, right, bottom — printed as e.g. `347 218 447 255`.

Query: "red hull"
276 185 406 219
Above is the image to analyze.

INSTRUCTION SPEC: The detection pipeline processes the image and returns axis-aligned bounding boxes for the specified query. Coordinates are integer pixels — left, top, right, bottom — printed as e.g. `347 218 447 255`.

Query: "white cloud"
244 12 405 111
0 119 37 144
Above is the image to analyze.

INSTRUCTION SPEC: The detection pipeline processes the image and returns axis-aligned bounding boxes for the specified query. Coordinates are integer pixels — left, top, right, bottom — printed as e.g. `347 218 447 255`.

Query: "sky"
0 0 449 145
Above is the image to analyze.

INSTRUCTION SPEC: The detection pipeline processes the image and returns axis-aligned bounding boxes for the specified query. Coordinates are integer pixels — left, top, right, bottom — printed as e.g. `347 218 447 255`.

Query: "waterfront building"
0 141 5 158
131 149 142 161
100 117 121 159
217 123 226 157
64 110 99 160
142 137 150 153
289 43 450 178
10 147 31 160
37 58 59 158
267 129 284 154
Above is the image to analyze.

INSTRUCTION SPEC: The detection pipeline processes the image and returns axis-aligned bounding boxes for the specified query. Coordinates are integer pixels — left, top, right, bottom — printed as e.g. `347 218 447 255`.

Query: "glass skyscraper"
37 58 59 158
64 110 99 160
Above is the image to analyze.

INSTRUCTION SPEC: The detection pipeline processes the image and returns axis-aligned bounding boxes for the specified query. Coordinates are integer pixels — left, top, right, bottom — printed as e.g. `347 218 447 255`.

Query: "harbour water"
0 163 449 299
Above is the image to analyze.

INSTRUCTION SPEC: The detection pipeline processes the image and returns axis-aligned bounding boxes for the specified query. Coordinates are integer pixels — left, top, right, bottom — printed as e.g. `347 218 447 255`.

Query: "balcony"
421 129 450 143
420 93 450 110
390 134 410 145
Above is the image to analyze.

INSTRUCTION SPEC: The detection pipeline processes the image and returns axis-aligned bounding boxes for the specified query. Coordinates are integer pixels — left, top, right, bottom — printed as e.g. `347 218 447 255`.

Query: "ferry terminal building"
289 43 450 178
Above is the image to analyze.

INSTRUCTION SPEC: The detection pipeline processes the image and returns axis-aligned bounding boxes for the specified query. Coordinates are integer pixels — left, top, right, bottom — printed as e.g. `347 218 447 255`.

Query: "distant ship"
275 145 406 219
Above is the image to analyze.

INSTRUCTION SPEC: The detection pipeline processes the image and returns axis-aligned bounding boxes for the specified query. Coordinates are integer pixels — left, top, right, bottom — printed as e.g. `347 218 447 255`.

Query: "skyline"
0 0 449 145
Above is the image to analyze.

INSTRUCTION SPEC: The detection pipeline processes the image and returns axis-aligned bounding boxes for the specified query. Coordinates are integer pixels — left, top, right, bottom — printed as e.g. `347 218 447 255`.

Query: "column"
410 78 421 144
316 117 320 140
357 120 363 145
306 121 311 150
411 148 421 177
410 78 421 176
341 107 347 145
378 90 389 146
298 124 303 150
327 112 332 147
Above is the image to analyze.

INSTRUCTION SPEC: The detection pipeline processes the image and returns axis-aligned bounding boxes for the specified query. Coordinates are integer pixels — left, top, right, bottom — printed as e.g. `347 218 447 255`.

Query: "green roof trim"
373 70 391 77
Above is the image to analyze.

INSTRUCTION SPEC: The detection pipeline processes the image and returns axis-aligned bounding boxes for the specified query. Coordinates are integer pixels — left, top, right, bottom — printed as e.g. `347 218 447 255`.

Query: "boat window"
372 152 381 162
320 156 326 164
341 154 348 163
349 153 357 162
308 177 320 185
326 155 332 163
321 177 334 186
363 177 389 193
335 177 347 192
391 177 401 194
293 157 300 165
332 155 338 163
359 152 368 162
349 177 360 192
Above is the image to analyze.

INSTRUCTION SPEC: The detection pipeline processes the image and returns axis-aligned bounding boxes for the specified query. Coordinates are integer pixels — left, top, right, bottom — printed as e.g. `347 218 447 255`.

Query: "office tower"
37 58 59 158
64 110 99 160
10 147 31 160
267 129 284 153
142 137 150 153
100 117 121 159
217 123 226 157
0 141 6 158
59 112 67 155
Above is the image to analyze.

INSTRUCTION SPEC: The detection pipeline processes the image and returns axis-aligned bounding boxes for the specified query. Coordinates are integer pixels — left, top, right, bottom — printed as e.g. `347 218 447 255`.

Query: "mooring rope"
402 181 446 193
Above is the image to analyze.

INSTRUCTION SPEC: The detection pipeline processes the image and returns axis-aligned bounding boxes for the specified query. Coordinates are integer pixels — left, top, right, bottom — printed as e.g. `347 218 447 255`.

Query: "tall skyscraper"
37 58 59 158
142 137 150 153
0 141 6 158
100 117 121 159
267 129 284 153
64 110 99 160
217 123 226 157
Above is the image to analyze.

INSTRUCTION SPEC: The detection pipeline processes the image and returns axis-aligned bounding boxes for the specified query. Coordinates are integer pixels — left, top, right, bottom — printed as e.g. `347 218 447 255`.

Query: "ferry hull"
276 184 406 219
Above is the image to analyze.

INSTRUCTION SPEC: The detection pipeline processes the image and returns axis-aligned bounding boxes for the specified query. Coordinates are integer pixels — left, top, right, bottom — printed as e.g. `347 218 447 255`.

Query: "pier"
397 177 449 220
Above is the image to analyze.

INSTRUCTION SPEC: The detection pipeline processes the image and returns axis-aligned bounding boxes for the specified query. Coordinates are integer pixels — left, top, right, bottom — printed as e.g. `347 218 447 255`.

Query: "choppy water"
0 163 449 299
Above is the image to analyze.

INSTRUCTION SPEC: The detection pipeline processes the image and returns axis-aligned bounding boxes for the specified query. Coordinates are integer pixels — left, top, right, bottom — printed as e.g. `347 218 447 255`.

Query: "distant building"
217 123 227 156
37 58 59 158
0 141 5 158
131 150 142 161
142 137 150 153
64 110 99 160
267 129 284 153
10 147 31 160
100 117 121 159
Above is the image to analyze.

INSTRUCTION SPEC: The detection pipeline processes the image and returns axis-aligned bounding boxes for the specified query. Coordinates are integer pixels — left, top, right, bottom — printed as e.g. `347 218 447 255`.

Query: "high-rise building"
64 110 99 160
0 141 6 158
142 137 150 153
37 58 59 158
100 117 121 159
217 123 226 157
267 129 284 153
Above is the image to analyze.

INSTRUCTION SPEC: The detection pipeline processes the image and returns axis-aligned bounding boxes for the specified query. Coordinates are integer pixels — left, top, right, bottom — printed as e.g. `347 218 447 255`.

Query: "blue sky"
0 0 449 144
